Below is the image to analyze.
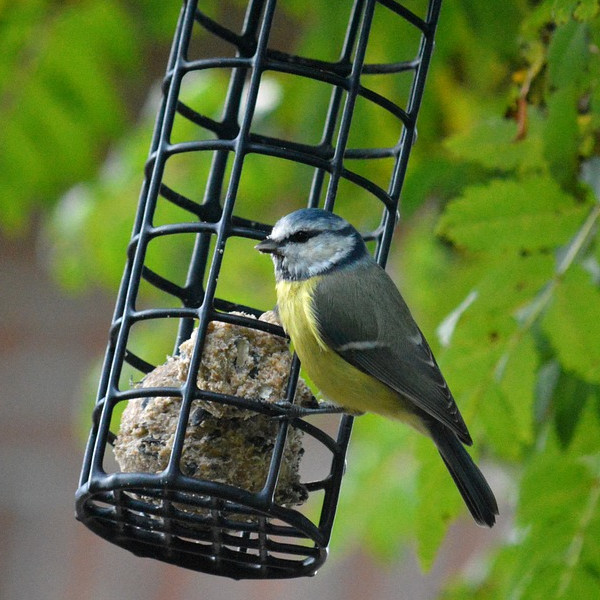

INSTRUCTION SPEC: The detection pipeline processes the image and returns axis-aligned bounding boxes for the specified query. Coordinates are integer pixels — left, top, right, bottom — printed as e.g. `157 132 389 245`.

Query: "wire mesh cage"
75 0 442 580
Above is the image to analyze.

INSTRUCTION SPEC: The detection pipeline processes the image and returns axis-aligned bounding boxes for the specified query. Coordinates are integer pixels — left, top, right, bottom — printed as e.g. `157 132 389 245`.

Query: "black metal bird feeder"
76 0 442 580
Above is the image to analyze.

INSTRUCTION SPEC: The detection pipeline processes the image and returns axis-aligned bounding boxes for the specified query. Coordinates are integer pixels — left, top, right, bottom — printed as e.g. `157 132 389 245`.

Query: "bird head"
255 208 369 281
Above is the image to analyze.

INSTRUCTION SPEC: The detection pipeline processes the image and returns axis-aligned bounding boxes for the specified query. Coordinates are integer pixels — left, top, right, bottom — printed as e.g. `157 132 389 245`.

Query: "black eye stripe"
286 230 317 244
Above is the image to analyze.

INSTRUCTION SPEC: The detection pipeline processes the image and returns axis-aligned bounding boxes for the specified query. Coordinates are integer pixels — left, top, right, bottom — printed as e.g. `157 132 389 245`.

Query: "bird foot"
270 400 363 419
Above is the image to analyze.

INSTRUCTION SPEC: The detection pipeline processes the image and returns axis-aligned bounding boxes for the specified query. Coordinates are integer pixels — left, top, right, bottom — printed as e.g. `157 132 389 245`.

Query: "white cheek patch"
271 223 359 280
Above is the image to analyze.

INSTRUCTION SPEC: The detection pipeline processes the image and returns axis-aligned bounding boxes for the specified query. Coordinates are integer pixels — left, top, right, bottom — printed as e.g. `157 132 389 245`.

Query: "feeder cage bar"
76 0 442 580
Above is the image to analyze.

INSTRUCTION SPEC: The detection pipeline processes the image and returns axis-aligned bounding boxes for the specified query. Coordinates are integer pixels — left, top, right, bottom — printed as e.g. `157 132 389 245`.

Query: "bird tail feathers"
429 422 499 527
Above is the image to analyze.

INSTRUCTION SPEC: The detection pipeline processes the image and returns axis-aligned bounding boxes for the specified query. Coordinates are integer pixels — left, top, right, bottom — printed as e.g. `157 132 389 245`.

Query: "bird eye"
288 230 313 244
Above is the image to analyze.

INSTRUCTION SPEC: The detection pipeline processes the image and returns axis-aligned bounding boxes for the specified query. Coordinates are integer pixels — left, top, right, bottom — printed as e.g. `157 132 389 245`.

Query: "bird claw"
270 400 359 419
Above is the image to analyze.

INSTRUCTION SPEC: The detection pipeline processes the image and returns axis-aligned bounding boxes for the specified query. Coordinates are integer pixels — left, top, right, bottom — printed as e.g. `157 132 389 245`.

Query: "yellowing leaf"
574 0 600 20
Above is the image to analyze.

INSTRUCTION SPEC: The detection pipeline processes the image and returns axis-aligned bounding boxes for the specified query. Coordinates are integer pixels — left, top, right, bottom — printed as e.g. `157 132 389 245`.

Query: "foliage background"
2 1 600 598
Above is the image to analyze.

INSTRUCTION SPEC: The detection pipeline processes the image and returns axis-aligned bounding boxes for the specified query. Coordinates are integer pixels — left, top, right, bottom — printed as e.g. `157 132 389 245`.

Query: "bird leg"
270 400 364 419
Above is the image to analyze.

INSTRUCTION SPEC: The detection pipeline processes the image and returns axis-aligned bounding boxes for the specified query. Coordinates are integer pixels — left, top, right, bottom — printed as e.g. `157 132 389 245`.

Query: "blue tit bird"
255 208 498 527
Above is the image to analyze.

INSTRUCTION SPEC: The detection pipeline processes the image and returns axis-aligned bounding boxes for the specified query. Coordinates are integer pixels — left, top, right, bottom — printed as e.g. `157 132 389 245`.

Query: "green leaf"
444 113 546 173
497 333 538 446
550 0 581 22
553 370 599 448
528 1 582 26
451 332 538 461
437 176 588 253
547 20 590 90
563 389 600 455
535 359 561 423
438 252 554 459
574 0 600 20
519 452 584 526
448 404 600 599
0 0 178 233
395 210 487 343
544 86 579 186
477 384 524 461
441 543 522 600
0 0 155 232
581 157 600 201
515 442 600 599
415 437 462 570
331 415 417 561
543 266 600 383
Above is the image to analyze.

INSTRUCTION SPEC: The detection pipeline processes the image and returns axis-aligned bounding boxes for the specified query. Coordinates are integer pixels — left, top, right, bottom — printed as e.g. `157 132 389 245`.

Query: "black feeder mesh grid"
76 0 442 580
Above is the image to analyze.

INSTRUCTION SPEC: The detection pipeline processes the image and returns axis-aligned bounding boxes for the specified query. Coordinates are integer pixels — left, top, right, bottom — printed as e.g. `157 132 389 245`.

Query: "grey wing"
312 262 472 445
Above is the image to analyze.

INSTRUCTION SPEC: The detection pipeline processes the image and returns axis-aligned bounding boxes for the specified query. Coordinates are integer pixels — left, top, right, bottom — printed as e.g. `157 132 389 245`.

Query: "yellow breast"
276 278 412 420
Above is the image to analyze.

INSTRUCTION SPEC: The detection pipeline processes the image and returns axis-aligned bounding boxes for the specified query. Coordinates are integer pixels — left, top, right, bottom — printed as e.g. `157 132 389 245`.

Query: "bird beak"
255 237 279 254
